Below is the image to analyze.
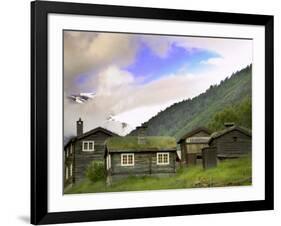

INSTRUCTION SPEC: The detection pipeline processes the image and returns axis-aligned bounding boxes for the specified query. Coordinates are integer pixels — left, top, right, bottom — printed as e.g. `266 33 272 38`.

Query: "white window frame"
157 152 170 165
82 141 95 152
121 153 134 166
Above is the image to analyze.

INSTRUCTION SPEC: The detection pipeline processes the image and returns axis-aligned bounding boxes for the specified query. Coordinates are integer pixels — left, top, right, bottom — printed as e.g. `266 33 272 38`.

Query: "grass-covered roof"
106 136 177 152
209 125 251 143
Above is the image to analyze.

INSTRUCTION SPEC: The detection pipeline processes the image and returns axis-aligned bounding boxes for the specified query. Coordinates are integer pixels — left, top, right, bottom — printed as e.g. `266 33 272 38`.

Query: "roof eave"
179 127 211 141
76 127 119 140
108 148 177 153
209 126 251 144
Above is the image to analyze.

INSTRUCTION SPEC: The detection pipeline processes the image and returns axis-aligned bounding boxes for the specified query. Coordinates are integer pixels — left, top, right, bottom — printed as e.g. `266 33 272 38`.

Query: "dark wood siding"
180 142 187 163
150 152 176 174
74 131 113 182
110 151 176 177
64 143 74 187
180 130 210 166
210 130 251 157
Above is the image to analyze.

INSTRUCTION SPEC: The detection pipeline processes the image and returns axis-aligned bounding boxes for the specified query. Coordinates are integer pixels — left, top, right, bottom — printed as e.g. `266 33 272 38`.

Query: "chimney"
137 124 147 144
224 122 235 128
76 118 83 136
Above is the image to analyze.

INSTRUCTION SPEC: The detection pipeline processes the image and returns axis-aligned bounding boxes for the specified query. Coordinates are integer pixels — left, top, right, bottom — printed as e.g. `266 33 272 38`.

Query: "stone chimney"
224 122 235 128
137 124 147 144
76 118 83 136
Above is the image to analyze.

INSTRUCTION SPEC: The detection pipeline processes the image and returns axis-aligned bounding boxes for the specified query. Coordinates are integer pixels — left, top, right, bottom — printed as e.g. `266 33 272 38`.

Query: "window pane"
128 155 132 164
122 155 127 164
159 154 163 163
164 154 168 163
84 142 88 150
89 142 93 150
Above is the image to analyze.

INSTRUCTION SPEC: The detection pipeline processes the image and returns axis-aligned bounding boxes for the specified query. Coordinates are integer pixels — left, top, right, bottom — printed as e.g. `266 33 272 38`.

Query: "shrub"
85 161 105 182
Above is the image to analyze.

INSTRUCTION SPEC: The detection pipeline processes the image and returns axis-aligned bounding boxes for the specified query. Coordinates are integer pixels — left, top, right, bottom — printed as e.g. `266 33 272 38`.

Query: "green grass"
107 136 176 151
65 156 252 194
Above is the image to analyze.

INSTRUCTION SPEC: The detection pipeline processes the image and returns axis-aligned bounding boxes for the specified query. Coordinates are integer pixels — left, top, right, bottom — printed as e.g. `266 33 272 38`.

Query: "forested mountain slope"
129 65 252 140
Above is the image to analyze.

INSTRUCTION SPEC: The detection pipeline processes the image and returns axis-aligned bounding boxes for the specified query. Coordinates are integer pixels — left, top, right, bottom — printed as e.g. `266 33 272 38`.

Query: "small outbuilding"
177 127 211 166
202 147 217 169
105 135 177 184
208 124 252 159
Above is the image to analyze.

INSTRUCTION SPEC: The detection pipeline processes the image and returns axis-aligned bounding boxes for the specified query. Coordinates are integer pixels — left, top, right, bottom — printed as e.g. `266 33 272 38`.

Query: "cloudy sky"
64 31 252 137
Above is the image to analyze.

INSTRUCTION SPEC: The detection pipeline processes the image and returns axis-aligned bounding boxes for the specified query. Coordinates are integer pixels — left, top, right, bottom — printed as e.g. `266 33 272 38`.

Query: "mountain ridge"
129 65 252 140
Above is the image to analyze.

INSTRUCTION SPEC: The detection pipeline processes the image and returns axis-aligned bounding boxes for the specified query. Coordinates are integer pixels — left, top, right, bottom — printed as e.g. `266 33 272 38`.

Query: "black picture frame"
31 0 274 224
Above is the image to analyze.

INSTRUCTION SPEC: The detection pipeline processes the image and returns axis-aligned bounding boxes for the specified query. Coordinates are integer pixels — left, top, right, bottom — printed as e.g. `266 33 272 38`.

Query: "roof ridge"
209 125 251 142
177 127 211 142
76 126 119 140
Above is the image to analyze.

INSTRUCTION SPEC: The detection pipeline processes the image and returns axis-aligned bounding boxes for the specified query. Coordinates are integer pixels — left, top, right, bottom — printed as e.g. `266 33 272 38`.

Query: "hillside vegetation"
130 65 252 140
65 156 251 194
208 96 251 132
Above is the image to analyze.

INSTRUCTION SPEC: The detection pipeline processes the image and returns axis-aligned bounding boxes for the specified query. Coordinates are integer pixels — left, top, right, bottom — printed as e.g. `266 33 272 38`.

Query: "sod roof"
106 136 177 152
177 127 211 143
209 125 251 144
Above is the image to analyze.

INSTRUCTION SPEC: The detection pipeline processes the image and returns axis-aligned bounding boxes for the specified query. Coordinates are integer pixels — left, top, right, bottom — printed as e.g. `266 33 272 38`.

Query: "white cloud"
140 35 172 58
96 65 134 96
174 36 252 76
64 31 139 93
112 105 169 128
200 57 224 65
63 33 252 137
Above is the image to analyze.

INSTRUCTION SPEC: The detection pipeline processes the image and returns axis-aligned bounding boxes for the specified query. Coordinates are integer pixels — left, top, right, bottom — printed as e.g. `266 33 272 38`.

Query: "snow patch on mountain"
102 114 134 136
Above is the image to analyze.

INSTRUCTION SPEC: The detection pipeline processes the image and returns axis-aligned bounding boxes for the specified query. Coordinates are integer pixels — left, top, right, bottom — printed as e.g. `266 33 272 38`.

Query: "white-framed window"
70 164 73 177
65 166 69 180
157 152 170 165
121 153 134 166
106 154 111 170
82 141 95 152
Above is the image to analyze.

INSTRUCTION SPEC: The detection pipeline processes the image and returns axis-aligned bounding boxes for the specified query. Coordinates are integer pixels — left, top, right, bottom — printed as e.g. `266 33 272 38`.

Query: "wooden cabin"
208 124 252 159
177 127 211 166
105 134 177 184
64 138 75 188
64 118 118 187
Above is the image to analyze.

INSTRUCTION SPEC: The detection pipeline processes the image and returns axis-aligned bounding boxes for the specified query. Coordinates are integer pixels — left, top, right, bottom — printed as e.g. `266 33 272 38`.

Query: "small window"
233 137 238 142
157 153 169 165
65 166 69 180
121 153 134 166
82 141 95 152
70 164 73 177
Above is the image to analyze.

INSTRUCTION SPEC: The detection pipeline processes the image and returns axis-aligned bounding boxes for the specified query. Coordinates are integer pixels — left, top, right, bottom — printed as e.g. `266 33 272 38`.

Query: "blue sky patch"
124 42 221 84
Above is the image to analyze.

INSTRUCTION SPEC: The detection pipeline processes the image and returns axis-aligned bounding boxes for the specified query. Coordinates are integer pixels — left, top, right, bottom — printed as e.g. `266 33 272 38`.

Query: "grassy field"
65 156 251 194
